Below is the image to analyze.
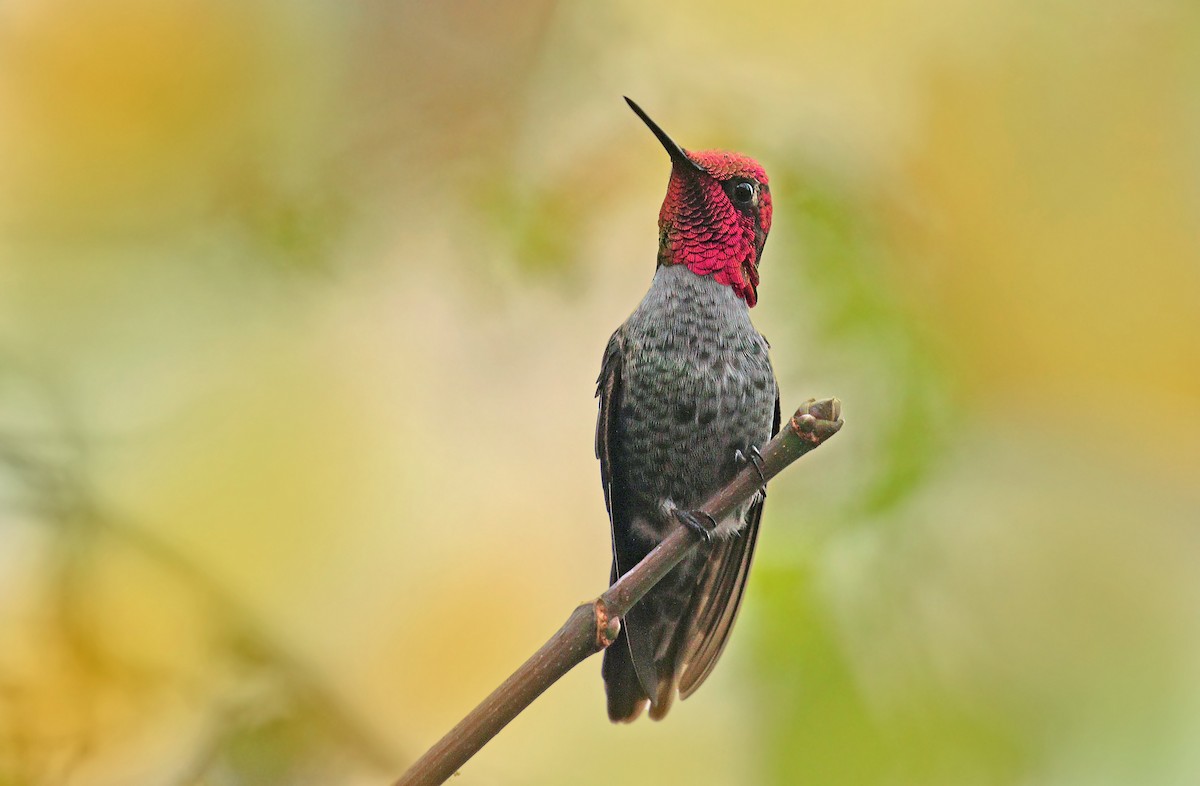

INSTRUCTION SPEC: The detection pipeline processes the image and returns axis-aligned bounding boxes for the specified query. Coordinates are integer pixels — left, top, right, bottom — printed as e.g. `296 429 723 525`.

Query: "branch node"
594 600 620 649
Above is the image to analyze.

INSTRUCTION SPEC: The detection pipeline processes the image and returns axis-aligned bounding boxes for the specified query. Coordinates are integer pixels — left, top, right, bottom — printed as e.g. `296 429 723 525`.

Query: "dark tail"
602 629 649 722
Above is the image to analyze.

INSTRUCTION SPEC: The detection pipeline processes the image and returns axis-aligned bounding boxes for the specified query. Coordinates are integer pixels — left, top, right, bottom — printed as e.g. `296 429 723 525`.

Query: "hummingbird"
596 98 779 722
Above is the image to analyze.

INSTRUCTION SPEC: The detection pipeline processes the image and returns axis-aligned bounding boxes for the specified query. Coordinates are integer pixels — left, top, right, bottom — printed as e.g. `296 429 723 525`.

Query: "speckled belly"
614 323 775 516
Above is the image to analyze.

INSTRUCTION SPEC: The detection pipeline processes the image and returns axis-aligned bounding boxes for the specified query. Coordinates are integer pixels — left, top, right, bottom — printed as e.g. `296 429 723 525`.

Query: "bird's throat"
659 229 759 307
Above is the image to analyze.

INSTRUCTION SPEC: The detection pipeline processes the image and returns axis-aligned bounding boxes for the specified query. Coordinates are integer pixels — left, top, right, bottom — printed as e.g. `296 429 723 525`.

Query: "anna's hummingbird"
596 98 779 722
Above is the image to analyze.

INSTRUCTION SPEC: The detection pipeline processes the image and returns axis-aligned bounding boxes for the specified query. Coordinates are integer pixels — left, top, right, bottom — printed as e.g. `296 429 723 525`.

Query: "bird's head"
626 97 772 307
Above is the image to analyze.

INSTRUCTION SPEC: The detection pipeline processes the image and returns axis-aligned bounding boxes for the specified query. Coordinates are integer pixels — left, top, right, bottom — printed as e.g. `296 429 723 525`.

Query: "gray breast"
616 266 776 512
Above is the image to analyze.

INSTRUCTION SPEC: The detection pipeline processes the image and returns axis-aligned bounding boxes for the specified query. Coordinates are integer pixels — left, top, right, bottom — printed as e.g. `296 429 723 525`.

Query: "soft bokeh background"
1 1 1198 784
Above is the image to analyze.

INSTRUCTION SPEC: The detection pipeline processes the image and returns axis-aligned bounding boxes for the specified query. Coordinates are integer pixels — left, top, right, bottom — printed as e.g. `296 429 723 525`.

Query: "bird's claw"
736 445 769 492
676 509 717 545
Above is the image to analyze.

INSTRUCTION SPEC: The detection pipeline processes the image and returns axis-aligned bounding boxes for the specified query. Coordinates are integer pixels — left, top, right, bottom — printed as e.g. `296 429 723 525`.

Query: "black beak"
624 97 704 174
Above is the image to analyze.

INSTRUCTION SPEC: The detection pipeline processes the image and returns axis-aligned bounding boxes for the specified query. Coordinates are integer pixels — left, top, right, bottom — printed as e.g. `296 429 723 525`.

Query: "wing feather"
596 329 655 721
676 392 781 698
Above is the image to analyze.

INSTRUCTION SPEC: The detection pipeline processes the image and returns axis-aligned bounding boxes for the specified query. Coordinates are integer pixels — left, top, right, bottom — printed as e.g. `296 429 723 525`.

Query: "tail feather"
602 631 649 722
604 554 701 722
647 669 676 720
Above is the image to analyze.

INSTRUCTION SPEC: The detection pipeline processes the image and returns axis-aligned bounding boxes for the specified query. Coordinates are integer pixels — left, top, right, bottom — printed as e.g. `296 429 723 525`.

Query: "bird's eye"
733 181 755 205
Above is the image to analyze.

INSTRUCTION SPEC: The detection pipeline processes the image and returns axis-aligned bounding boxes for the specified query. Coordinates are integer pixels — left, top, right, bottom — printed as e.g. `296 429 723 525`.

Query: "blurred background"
1 1 1198 784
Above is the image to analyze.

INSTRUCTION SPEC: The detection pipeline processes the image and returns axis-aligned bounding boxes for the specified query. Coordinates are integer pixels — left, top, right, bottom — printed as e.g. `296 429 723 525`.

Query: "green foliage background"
1 1 1198 784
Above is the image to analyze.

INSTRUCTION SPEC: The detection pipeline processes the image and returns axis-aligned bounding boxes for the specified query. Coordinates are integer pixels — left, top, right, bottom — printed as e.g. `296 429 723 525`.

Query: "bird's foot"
735 445 769 494
675 509 718 545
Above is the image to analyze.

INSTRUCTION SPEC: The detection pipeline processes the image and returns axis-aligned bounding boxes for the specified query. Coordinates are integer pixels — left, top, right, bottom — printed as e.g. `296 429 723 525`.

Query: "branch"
395 397 844 786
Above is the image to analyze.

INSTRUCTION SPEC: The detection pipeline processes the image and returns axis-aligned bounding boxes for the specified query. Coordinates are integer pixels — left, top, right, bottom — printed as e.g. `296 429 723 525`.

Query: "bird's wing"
596 328 654 721
676 391 781 699
595 329 624 527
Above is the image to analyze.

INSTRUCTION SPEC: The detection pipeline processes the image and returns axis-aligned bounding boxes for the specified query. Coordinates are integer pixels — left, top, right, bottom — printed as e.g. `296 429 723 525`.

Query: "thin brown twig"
394 397 844 786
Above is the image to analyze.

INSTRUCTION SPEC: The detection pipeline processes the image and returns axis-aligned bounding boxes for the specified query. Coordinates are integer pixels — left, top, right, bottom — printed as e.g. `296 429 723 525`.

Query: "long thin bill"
624 97 703 173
